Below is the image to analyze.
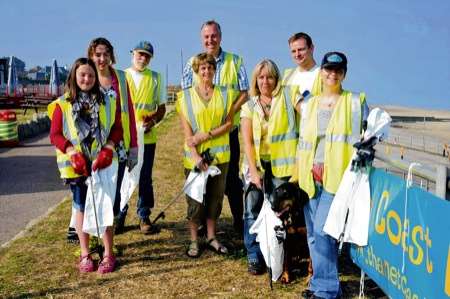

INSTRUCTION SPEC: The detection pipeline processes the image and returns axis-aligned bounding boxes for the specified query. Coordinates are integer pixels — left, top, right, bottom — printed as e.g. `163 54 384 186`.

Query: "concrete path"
0 133 69 246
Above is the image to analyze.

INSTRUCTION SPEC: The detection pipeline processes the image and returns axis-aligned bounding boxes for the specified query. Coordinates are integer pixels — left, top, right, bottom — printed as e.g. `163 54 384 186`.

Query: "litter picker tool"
88 174 104 260
152 149 214 225
262 178 273 291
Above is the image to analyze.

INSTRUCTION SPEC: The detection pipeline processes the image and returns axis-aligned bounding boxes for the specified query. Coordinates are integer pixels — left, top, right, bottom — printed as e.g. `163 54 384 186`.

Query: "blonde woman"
240 59 298 274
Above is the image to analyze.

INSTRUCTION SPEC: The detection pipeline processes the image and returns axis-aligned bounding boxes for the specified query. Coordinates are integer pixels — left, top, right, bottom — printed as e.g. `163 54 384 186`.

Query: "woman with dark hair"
87 37 138 234
49 57 123 273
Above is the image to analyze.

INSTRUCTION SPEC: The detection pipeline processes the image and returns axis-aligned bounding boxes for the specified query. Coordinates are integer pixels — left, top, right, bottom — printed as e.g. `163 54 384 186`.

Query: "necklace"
320 96 338 109
197 85 212 98
259 96 272 117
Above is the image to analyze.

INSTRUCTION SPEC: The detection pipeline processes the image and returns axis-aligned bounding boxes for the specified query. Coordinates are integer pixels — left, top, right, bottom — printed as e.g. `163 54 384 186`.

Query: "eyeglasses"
322 68 345 75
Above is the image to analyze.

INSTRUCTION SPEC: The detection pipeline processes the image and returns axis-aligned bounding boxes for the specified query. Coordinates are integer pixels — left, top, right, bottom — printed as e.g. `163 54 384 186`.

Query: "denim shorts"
70 182 88 212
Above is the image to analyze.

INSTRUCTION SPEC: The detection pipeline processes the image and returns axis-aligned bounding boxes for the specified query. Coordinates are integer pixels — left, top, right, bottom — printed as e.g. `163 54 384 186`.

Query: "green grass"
0 107 380 298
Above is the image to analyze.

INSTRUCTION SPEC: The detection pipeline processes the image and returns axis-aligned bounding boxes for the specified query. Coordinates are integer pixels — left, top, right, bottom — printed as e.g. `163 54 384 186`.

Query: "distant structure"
0 56 25 86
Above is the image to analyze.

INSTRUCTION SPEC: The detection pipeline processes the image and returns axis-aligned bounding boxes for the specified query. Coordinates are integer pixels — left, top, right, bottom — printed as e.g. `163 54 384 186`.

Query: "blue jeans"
304 186 341 299
243 160 288 265
70 182 87 212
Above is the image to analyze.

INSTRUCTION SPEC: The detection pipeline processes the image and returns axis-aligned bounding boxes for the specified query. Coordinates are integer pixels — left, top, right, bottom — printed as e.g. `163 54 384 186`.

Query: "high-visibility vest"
176 86 234 169
190 51 243 127
125 68 162 144
48 93 117 179
113 69 131 150
242 87 298 178
296 90 365 198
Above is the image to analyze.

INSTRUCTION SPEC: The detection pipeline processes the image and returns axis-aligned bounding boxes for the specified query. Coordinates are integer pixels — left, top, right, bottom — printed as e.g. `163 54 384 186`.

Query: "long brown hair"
64 58 103 103
87 37 116 64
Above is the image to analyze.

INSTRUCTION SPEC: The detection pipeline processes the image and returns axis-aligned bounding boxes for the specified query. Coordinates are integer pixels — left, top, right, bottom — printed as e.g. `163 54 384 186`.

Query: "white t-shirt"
287 65 320 94
127 68 144 89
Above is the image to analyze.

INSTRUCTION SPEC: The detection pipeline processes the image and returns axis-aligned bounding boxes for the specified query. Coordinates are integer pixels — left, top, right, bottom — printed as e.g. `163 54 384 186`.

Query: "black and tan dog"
271 182 312 284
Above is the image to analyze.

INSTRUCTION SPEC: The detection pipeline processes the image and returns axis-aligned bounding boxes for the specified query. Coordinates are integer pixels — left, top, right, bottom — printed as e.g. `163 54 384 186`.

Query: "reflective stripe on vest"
184 144 230 158
246 86 298 178
183 86 228 134
114 69 131 150
52 94 116 179
126 68 161 144
296 91 363 198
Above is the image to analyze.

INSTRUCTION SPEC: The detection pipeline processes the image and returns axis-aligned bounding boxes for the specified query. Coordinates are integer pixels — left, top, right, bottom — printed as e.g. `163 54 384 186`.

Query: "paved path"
0 133 69 246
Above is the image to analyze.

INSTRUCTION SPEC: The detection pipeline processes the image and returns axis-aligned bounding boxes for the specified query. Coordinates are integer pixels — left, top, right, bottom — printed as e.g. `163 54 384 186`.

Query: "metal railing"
374 151 449 200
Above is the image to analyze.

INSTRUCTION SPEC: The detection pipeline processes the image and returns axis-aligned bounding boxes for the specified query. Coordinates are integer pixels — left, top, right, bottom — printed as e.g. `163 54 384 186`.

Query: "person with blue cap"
293 51 369 299
117 40 166 234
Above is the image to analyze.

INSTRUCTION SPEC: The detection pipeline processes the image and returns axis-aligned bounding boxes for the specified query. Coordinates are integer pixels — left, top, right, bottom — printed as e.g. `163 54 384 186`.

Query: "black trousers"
224 128 244 230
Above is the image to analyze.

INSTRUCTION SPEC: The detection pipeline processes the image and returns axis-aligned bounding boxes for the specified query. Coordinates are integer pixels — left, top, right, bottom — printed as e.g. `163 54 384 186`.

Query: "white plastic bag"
120 124 145 211
249 199 284 281
323 159 371 246
184 166 221 204
83 160 118 237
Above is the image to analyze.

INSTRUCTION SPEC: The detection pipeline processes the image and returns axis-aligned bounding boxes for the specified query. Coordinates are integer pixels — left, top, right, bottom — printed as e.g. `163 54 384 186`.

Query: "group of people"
49 19 369 299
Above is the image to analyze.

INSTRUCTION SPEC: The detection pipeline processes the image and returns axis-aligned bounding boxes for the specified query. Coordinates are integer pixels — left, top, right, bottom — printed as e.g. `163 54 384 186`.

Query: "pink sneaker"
79 255 95 273
97 255 117 274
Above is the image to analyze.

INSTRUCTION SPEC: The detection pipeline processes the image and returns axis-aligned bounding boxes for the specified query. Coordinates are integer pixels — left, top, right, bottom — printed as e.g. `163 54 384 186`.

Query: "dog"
271 182 312 284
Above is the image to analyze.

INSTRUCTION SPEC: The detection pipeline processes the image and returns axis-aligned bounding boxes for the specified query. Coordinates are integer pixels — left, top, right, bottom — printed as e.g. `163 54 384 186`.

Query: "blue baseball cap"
132 41 154 56
321 52 347 72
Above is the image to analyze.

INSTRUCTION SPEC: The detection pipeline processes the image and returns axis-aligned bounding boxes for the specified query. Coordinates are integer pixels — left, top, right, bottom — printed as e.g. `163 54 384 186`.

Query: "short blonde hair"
250 59 281 97
192 53 216 74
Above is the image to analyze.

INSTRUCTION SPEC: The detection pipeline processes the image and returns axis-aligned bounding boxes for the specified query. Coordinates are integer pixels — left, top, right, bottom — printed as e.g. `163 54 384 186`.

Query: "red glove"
69 152 88 176
92 147 113 172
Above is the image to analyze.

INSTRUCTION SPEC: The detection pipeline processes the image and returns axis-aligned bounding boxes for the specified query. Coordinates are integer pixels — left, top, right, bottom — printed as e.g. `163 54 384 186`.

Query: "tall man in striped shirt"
182 20 249 236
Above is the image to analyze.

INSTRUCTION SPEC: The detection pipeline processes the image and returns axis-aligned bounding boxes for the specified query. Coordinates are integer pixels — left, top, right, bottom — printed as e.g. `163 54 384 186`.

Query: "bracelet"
208 131 213 140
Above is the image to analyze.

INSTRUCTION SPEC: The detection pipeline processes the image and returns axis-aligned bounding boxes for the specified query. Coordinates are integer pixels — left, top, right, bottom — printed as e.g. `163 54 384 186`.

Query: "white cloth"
83 161 118 237
120 124 145 211
285 66 320 94
323 159 371 246
323 108 392 246
184 166 221 203
249 199 284 281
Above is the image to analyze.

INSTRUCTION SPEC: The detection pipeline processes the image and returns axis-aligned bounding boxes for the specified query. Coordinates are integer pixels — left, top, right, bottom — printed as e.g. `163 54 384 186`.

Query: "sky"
1 0 449 110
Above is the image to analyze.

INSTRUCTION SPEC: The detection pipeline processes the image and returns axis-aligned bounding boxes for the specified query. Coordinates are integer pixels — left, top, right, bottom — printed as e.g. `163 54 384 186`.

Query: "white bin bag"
249 199 284 281
83 160 118 237
323 108 391 246
120 124 145 211
184 166 221 204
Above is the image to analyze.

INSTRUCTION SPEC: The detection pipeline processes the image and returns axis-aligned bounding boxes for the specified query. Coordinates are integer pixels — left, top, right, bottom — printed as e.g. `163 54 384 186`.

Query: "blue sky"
1 0 449 109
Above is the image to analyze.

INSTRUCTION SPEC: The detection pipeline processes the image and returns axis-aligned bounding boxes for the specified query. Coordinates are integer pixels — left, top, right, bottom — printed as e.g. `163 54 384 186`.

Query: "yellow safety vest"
125 68 162 144
48 93 117 179
113 69 131 150
242 87 298 178
190 51 243 127
176 86 235 169
296 90 365 198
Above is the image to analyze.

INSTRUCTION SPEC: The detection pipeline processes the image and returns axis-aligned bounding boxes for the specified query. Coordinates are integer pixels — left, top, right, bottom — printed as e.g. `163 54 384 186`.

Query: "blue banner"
350 168 450 299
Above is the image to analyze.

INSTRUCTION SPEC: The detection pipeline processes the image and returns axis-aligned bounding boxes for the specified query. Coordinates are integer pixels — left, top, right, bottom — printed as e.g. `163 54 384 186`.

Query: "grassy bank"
0 109 378 298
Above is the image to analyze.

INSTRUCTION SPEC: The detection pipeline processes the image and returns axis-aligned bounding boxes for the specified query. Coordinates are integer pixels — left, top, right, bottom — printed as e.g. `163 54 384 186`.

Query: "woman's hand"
193 153 208 172
249 168 262 189
187 131 209 147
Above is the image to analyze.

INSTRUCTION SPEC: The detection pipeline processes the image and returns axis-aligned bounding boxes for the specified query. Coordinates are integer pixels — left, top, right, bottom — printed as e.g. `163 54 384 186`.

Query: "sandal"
186 240 201 258
79 254 95 273
97 255 117 274
207 238 228 255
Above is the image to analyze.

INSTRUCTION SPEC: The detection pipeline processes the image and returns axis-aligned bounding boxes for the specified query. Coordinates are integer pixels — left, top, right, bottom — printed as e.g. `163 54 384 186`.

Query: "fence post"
435 164 448 199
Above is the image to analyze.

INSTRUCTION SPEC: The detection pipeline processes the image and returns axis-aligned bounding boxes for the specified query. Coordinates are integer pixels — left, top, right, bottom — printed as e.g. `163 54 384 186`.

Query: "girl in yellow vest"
176 53 237 258
49 58 123 273
294 52 367 298
240 59 298 275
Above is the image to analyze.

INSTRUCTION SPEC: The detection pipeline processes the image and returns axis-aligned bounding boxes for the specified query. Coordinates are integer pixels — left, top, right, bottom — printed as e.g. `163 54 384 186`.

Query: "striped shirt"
181 48 249 91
